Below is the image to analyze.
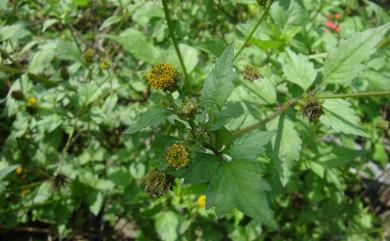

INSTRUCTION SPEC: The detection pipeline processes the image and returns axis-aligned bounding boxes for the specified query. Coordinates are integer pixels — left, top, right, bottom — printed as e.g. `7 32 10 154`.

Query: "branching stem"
162 0 190 91
234 2 272 60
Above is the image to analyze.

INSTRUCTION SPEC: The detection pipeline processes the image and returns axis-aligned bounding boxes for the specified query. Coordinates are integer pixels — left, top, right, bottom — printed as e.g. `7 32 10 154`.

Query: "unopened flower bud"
181 98 198 118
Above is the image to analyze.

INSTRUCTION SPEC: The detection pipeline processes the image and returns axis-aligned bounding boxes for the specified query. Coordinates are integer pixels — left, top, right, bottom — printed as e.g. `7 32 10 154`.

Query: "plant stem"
319 91 390 99
234 2 272 60
232 98 297 138
162 0 190 91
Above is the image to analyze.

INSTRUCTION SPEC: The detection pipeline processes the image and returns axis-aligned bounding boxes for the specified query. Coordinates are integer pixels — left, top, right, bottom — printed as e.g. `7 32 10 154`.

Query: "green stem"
162 0 190 91
234 2 272 60
232 98 297 138
319 91 390 99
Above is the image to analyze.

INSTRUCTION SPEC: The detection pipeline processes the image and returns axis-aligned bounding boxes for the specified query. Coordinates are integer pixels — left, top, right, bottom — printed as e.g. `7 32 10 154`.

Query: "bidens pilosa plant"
1 0 390 240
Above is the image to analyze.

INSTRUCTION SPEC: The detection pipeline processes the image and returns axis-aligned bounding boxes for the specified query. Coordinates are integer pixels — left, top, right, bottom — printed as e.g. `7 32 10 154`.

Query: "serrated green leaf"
125 106 167 134
107 28 161 63
267 116 302 185
206 160 275 227
323 23 390 84
226 131 275 161
0 165 19 181
183 152 220 184
282 49 317 90
155 211 179 241
201 44 235 107
87 191 103 216
320 99 368 137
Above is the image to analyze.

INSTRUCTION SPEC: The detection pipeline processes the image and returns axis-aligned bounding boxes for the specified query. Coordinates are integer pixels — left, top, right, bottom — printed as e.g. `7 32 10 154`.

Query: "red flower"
325 21 340 32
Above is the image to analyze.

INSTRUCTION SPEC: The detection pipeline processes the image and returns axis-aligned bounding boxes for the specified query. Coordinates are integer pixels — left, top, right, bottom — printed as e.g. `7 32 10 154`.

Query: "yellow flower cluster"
165 144 189 170
146 63 177 90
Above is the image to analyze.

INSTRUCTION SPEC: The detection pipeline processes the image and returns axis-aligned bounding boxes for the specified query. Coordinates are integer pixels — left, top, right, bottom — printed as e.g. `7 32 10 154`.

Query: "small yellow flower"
100 59 110 69
165 144 190 170
197 195 206 208
16 166 23 175
27 96 37 106
21 188 29 196
146 63 177 90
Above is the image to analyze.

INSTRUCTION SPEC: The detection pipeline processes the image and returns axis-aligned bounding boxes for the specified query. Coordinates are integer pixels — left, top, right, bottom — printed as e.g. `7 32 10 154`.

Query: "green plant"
0 0 390 240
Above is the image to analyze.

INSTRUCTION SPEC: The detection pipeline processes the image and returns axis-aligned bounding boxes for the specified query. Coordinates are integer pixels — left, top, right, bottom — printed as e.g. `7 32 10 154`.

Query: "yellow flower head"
197 195 206 208
16 166 23 175
146 63 177 90
83 48 94 63
27 96 37 106
165 144 190 170
21 188 29 196
100 59 110 69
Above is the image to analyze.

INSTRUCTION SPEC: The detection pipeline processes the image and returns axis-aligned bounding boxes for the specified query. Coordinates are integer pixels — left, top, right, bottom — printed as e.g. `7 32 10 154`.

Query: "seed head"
302 97 324 122
146 63 177 90
242 65 260 81
140 171 174 198
165 144 190 170
181 98 199 118
51 172 68 190
10 90 24 101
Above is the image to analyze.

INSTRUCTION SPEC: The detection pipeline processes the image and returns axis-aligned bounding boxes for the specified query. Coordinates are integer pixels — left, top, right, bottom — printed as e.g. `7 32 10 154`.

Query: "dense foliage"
1 0 390 240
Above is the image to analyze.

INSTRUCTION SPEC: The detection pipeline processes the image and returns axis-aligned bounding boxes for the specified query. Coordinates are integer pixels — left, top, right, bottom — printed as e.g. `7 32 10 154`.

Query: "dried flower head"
10 90 24 101
242 65 260 81
302 97 324 122
51 172 68 190
140 171 174 198
165 144 190 170
146 63 177 90
27 96 37 106
181 98 199 118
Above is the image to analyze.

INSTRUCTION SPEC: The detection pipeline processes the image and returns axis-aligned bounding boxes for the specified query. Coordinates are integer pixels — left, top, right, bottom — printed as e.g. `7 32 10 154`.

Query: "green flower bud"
180 98 199 118
83 48 95 63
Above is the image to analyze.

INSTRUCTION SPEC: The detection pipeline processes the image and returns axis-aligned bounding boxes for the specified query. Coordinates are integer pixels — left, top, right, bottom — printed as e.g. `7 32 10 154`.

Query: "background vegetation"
0 0 390 240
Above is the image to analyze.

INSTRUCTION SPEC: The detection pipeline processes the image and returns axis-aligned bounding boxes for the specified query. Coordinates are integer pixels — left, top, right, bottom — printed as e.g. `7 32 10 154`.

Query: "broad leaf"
267 116 302 185
200 44 235 107
0 165 19 181
107 28 161 63
125 106 168 134
320 99 368 137
155 211 179 241
206 160 275 227
183 152 220 184
282 49 317 90
226 131 275 161
323 23 390 84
